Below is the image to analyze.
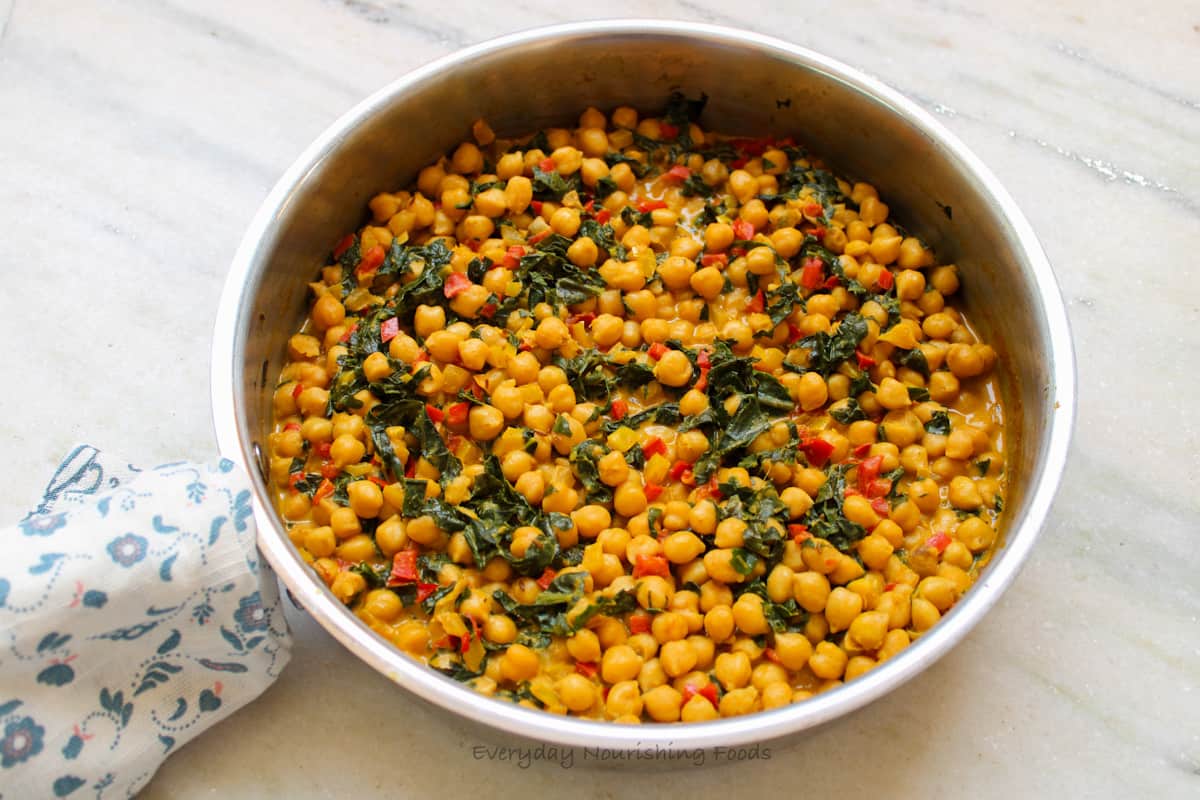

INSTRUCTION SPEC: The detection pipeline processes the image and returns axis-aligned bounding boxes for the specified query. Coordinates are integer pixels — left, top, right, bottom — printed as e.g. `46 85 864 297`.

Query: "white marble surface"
2 0 1198 796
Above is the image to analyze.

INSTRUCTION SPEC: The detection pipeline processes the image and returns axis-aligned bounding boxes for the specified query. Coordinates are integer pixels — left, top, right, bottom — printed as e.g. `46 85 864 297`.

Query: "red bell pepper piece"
694 370 709 392
763 647 782 664
871 497 890 516
700 252 728 267
538 156 556 172
729 156 749 169
575 661 599 678
415 582 439 602
800 257 824 290
536 568 557 589
425 404 445 423
637 199 668 213
503 245 525 269
696 349 711 370
632 554 671 579
732 219 754 241
356 245 385 276
669 460 691 480
858 455 883 489
788 523 810 543
809 225 827 240
283 421 301 432
443 272 472 298
803 202 823 218
643 437 667 458
291 383 305 400
801 437 835 467
856 351 876 369
877 268 894 291
867 479 892 498
665 164 691 181
682 683 719 706
926 532 952 553
852 442 872 458
595 209 611 224
446 402 469 426
314 441 332 459
627 614 652 634
746 289 765 313
320 462 341 480
823 275 841 290
412 348 429 363
287 472 305 491
647 342 668 360
610 399 628 420
312 478 335 504
659 122 679 139
387 549 419 585
567 312 596 327
530 200 544 215
338 322 358 344
380 317 400 343
643 483 664 502
332 233 355 261
787 323 804 344
527 229 552 245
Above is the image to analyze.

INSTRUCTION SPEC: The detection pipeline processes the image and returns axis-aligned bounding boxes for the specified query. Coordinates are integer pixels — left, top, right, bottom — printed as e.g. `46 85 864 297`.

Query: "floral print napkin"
0 446 291 798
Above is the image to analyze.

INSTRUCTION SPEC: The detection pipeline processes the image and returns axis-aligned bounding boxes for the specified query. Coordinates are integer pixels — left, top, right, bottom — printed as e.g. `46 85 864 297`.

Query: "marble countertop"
2 0 1197 796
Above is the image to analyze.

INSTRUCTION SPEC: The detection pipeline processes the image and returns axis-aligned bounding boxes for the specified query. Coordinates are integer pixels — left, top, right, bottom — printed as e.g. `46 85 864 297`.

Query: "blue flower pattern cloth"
0 446 291 798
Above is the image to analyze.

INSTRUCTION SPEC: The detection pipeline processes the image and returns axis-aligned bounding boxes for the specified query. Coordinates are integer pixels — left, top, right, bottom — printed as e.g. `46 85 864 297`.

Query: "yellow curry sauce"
268 96 1005 723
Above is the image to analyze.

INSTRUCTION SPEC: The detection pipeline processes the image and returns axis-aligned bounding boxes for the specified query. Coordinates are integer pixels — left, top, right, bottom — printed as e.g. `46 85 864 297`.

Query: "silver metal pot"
210 20 1075 749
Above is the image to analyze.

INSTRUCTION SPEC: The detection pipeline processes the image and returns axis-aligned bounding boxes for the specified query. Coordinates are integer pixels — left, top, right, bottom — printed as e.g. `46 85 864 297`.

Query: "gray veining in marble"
1 1 1197 797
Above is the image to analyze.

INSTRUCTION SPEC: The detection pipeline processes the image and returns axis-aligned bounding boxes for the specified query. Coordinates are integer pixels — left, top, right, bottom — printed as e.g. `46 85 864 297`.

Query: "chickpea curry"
269 94 1006 723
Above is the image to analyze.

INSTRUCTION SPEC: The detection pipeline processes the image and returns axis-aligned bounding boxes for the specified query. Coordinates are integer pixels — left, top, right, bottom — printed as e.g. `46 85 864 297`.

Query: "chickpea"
500 644 540 682
601 645 644 683
346 480 383 518
653 350 694 387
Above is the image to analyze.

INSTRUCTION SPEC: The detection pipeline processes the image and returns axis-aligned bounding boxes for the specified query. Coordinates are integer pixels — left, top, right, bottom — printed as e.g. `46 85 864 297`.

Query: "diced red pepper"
746 289 765 313
379 317 400 343
669 460 691 481
404 458 417 478
503 245 526 269
287 472 305 490
283 421 301 432
415 582 439 602
763 647 782 665
696 349 711 369
527 229 552 245
536 568 557 589
729 156 749 169
530 200 544 215
610 399 628 420
665 164 691 181
788 523 810 543
332 233 355 261
801 437 835 467
313 479 335 504
320 462 341 480
809 225 827 241
595 209 611 224
867 479 892 499
538 157 556 172
356 245 385 276
338 322 358 344
627 613 652 634
871 497 890 516
694 369 709 393
856 351 876 369
858 455 883 489
643 483 664 502
637 199 668 213
567 312 596 327
803 202 823 218
479 303 496 319
853 442 872 458
877 268 894 291
412 348 429 364
425 404 445 423
291 383 305 400
680 469 695 486
732 219 755 241
787 323 804 344
800 257 824 290
884 583 898 592
633 554 671 579
681 682 720 706
823 275 841 290
443 271 472 298
314 441 332 459
583 199 595 213
368 476 388 489
647 342 668 360
844 487 863 498
643 437 667 458
388 549 419 585
461 615 481 653
659 122 679 139
446 402 469 426
927 532 952 553
575 661 599 678
700 253 728 267
733 137 771 156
